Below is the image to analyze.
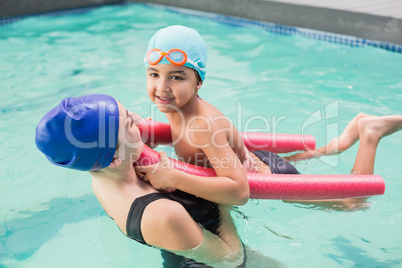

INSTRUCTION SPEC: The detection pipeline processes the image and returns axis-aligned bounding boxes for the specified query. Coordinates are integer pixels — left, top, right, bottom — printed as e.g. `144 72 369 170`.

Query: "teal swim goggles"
145 48 205 71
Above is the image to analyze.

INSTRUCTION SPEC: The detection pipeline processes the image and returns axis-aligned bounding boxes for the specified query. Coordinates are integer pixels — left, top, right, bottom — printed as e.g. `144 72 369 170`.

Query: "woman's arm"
141 200 244 267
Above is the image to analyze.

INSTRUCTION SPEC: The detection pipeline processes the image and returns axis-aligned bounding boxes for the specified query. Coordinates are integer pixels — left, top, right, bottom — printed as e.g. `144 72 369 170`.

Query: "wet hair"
194 69 202 84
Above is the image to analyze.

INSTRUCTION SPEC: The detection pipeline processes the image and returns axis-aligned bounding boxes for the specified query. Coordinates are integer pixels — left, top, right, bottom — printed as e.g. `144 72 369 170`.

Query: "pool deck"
1 0 401 45
138 0 402 45
270 0 402 19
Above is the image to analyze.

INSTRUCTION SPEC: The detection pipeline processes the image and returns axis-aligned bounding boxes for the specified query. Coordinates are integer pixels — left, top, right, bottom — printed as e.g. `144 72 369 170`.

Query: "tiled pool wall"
1 0 402 53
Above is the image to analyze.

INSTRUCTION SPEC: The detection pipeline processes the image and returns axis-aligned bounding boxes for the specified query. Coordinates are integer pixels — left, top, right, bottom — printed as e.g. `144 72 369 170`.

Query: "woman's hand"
144 117 159 149
135 151 177 192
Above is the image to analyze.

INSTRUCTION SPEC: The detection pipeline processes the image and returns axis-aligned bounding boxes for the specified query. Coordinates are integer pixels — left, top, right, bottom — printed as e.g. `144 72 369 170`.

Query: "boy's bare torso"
168 99 271 173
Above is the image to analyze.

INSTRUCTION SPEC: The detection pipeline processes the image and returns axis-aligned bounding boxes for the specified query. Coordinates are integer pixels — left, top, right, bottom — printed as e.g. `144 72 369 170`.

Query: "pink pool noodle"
139 120 316 153
135 145 385 200
241 132 315 153
139 120 173 146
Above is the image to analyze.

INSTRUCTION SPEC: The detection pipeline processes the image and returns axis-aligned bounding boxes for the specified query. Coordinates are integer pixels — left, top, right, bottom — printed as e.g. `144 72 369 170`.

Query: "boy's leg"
285 113 367 162
351 115 402 175
285 115 402 211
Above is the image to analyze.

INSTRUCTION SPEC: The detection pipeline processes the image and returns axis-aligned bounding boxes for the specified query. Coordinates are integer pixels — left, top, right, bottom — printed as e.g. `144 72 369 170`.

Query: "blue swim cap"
146 25 207 81
35 94 119 171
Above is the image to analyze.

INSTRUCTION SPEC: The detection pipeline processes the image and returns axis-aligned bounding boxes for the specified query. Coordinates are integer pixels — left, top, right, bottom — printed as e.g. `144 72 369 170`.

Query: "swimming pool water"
1 3 401 267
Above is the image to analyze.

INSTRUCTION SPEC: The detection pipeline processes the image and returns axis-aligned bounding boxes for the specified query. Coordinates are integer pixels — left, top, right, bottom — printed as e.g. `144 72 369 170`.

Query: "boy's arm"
137 156 249 205
141 200 244 267
171 139 250 205
189 121 250 204
136 120 250 205
174 117 250 205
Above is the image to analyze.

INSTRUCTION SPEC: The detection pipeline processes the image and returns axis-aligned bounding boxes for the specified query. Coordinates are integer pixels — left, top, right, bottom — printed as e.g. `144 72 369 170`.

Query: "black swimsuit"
124 150 296 267
126 190 220 244
125 190 246 268
252 150 299 174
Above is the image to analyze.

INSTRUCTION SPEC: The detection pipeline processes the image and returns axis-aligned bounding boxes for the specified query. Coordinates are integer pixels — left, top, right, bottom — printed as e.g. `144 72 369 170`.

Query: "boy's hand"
243 150 257 173
135 151 177 192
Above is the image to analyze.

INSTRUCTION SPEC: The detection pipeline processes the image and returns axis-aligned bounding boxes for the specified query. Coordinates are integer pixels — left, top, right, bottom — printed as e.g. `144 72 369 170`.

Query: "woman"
35 94 246 268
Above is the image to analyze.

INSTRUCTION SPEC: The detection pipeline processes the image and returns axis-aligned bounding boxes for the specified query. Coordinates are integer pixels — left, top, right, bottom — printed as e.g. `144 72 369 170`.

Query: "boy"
136 25 298 206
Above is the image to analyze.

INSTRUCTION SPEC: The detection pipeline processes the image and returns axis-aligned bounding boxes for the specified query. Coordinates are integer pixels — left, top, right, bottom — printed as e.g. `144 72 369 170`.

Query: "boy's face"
146 64 202 113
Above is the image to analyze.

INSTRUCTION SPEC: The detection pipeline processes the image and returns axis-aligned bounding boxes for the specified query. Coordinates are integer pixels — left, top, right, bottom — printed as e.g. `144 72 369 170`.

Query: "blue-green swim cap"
146 25 207 81
35 94 119 171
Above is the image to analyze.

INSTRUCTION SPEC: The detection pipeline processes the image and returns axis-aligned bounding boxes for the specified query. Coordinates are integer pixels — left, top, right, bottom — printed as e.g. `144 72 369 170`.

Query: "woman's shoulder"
141 198 203 250
142 198 191 226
